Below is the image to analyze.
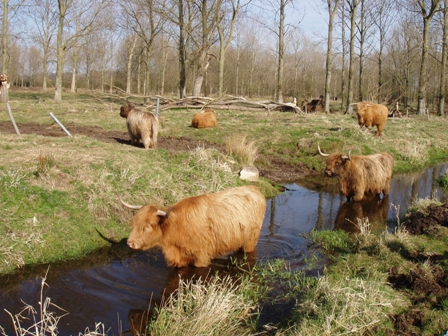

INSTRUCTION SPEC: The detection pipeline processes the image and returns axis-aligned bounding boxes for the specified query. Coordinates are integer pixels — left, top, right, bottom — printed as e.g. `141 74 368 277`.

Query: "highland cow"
191 110 217 128
356 101 389 136
119 185 266 267
318 144 394 202
120 104 159 149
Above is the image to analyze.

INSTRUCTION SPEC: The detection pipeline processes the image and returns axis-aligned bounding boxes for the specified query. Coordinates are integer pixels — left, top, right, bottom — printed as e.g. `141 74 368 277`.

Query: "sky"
300 1 328 38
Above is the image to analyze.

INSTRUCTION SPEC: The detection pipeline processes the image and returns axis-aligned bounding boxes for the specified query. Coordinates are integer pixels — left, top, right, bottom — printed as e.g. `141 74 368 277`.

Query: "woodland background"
1 0 448 115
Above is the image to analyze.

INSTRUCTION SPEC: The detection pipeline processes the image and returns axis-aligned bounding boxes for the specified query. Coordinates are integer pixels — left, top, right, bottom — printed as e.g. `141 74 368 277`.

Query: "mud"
387 204 448 335
0 121 318 183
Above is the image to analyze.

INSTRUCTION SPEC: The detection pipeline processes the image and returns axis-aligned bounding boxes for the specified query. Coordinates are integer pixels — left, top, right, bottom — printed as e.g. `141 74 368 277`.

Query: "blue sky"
300 1 328 38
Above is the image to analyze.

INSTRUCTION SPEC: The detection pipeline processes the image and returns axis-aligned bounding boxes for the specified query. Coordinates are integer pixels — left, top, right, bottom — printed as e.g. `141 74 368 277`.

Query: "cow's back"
163 186 266 266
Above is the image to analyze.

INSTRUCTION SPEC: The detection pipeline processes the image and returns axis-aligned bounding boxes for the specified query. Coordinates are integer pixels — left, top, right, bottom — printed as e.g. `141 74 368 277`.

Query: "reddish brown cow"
356 102 389 136
120 104 159 149
191 110 217 128
119 185 266 267
318 144 394 202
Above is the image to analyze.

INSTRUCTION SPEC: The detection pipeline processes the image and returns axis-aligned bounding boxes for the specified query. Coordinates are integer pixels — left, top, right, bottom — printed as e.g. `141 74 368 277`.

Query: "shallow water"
0 163 447 335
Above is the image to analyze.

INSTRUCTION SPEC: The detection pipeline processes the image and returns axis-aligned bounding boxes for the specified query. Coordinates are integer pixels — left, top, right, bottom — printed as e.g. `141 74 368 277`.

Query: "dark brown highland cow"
318 144 394 202
356 102 389 136
120 104 159 149
119 185 266 268
191 110 217 128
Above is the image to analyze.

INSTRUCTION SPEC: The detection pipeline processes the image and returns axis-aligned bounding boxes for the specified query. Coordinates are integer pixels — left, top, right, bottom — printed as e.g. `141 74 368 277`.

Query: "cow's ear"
341 155 350 162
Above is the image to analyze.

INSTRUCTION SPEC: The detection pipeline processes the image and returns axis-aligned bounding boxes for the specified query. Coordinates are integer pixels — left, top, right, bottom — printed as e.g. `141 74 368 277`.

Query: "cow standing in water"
119 185 266 267
318 144 394 202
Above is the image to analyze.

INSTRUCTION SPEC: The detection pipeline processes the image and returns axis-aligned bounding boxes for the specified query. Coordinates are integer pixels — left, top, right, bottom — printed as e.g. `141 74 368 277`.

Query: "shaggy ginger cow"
356 102 389 136
120 104 159 149
191 110 217 128
119 185 266 267
318 144 394 202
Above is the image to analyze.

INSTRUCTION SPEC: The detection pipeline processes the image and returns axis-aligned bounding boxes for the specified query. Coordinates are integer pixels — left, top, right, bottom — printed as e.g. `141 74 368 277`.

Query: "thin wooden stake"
6 103 20 135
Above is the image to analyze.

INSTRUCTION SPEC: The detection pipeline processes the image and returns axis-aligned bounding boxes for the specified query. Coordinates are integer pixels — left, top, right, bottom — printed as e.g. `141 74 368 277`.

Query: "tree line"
1 0 447 116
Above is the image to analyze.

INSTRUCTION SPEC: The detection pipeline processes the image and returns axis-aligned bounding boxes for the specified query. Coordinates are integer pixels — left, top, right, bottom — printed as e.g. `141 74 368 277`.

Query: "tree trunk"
439 0 448 117
54 0 68 103
276 0 285 103
324 0 340 113
417 0 442 115
345 0 359 114
126 35 138 94
2 0 8 74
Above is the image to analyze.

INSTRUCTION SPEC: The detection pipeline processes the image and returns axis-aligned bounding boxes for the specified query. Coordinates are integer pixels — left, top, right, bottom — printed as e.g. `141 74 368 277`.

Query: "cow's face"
324 153 350 177
127 204 164 250
120 104 134 119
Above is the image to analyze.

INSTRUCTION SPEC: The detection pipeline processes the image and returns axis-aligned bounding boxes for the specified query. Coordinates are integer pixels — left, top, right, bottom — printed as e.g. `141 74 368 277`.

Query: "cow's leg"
376 125 383 136
194 255 212 268
353 188 364 202
383 178 391 195
163 247 191 268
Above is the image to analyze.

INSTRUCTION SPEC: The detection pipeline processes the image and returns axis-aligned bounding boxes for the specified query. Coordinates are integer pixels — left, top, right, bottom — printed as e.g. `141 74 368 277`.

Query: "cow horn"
117 194 142 210
317 143 330 157
342 150 351 161
157 207 173 218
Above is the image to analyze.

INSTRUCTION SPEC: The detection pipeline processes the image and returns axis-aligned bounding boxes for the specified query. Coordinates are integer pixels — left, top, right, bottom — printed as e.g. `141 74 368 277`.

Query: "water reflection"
0 163 447 335
334 195 390 233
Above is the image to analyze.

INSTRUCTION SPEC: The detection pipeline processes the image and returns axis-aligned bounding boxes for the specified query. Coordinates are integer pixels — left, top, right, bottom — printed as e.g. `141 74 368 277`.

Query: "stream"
0 163 447 335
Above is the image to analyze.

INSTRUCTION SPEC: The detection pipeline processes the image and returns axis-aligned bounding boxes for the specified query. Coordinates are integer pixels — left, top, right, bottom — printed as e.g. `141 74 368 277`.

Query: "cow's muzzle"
325 170 333 177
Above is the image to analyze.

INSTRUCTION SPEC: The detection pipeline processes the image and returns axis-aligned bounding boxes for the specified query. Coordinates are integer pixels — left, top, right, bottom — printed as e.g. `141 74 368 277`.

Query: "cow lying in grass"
191 110 217 128
120 104 159 149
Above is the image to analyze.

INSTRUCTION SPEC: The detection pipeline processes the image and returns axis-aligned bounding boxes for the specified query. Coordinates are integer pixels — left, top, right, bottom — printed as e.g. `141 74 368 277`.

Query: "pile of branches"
145 95 303 114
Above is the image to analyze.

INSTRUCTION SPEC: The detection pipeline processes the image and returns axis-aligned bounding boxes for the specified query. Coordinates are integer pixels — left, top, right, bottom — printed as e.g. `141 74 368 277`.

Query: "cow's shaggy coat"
191 110 217 128
120 104 159 149
122 185 266 267
319 145 394 202
356 102 389 136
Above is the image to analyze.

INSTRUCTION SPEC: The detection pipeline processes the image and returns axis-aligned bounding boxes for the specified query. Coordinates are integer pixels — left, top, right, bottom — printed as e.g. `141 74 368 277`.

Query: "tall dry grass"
223 135 258 166
149 274 257 336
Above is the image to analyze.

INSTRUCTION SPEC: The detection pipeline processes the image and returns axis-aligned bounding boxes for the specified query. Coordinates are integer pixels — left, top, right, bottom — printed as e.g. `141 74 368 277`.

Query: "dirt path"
0 121 317 183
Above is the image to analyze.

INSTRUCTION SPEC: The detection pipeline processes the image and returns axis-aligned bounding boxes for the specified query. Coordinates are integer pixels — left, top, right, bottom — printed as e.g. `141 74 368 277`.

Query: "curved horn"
157 207 173 218
317 143 330 157
117 194 142 210
342 150 352 161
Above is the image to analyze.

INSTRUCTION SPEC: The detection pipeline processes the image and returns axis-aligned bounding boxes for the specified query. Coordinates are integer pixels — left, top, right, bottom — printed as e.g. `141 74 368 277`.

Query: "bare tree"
324 0 340 113
121 0 165 96
408 0 443 114
28 0 58 91
438 0 448 116
356 0 376 102
345 0 360 114
373 0 396 103
217 0 246 97
54 0 110 102
190 0 223 96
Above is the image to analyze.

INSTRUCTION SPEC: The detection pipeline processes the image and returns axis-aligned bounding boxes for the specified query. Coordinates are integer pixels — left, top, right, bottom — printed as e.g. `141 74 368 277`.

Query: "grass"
1 90 448 334
148 274 259 336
